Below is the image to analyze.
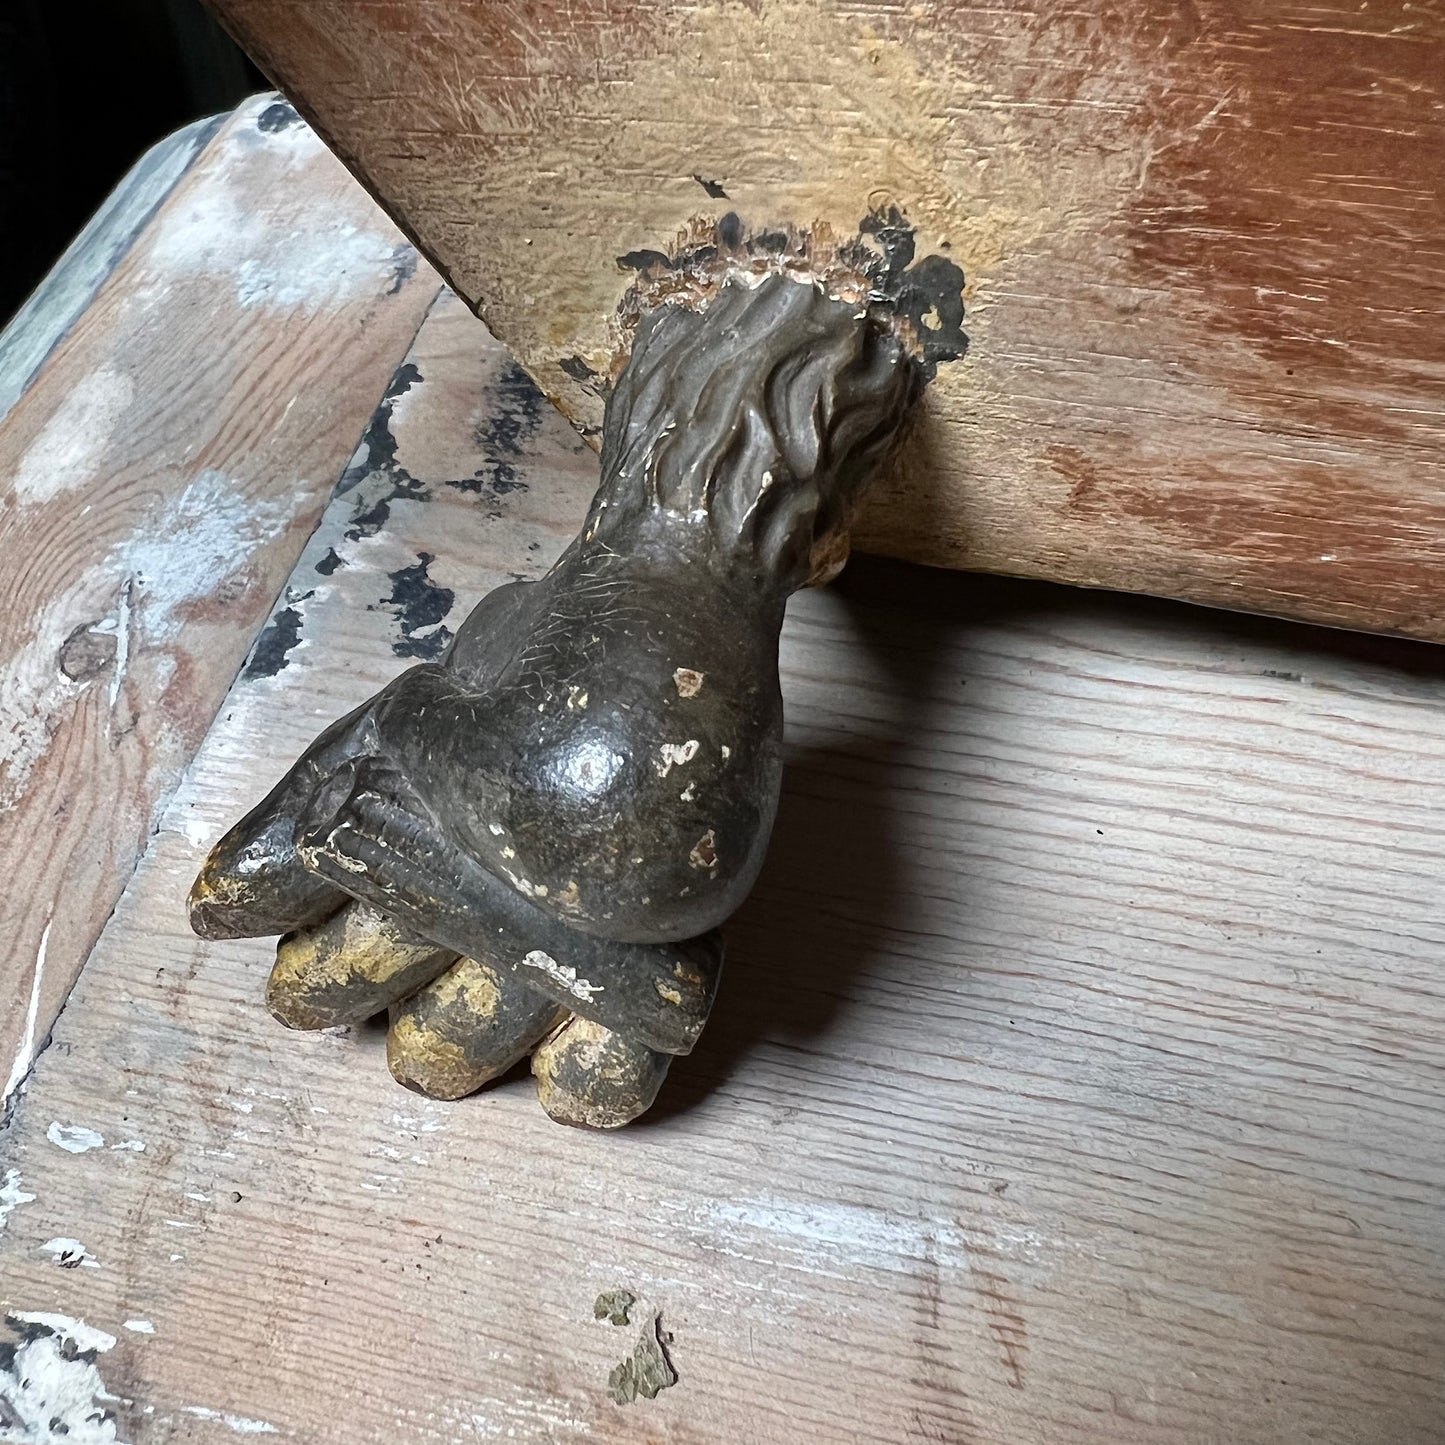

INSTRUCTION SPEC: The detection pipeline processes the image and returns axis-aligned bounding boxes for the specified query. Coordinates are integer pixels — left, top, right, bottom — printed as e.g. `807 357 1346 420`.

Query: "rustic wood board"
0 115 224 429
0 96 441 1115
4 287 1445 1444
203 0 1445 643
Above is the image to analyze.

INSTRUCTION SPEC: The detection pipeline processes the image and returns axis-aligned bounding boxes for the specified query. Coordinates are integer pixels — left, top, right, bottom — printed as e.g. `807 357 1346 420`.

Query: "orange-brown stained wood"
203 0 1445 642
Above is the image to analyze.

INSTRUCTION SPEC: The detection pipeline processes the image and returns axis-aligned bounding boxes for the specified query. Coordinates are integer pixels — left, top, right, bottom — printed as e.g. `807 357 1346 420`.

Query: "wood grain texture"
0 115 224 429
0 96 441 1114
200 0 1445 643
3 288 1443 1443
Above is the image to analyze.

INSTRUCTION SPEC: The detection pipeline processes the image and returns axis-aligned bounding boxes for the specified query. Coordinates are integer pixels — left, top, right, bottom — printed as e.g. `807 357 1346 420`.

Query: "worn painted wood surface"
4 287 1444 1443
0 96 441 1115
203 0 1445 643
0 116 224 430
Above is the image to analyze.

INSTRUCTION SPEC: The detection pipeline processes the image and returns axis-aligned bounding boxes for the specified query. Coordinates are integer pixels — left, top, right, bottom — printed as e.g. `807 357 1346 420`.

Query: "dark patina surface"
190 250 963 1125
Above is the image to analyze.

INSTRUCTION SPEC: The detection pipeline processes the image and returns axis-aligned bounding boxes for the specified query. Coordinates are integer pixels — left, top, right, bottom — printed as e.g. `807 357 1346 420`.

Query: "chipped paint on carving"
654 739 700 777
688 829 718 870
672 667 704 698
521 950 604 1001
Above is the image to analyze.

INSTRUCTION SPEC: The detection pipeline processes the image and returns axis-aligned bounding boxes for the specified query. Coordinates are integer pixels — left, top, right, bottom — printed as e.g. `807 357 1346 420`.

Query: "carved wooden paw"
189 256 958 1125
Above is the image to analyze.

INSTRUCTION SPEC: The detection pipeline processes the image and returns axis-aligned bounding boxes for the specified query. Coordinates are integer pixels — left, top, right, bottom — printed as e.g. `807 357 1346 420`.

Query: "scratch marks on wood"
208 0 1445 641
970 1267 1028 1392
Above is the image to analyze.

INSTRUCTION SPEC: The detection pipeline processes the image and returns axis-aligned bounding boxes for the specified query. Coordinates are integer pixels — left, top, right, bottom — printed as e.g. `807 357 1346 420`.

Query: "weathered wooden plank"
0 115 224 429
3 288 1443 1443
201 0 1445 643
0 96 441 1113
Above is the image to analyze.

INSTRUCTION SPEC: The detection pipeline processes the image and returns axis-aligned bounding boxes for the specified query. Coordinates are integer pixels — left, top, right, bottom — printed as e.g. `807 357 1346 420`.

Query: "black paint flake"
382 553 455 660
386 243 419 297
257 100 302 133
558 355 599 383
339 361 429 539
447 361 545 498
314 546 347 576
617 248 675 274
243 589 314 681
848 205 969 379
693 173 728 199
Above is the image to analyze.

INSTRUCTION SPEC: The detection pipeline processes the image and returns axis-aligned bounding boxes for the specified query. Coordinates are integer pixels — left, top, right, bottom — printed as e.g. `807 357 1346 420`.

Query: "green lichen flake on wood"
593 1289 636 1326
607 1313 678 1405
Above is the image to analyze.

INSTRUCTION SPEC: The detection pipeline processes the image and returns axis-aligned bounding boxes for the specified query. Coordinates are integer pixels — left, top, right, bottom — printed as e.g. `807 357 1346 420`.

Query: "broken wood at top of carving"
203 0 1445 643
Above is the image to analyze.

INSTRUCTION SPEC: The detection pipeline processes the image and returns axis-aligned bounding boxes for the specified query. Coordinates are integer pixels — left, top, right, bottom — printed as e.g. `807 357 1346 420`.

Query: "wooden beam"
204 0 1445 640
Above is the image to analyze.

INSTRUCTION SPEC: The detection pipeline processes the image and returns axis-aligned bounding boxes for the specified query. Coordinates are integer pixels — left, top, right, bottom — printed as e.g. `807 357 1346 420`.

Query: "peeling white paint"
0 1169 36 1233
47 1122 105 1154
107 578 132 712
122 1320 154 1335
8 1312 117 1355
10 368 137 504
2 1313 120 1444
693 1196 1049 1276
3 919 49 1104
145 131 406 317
110 1139 146 1153
118 469 292 639
40 1237 100 1269
654 739 700 777
182 1404 279 1435
521 951 604 1002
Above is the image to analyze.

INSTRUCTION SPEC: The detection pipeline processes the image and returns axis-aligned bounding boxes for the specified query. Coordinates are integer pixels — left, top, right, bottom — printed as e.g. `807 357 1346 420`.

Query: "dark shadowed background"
0 0 262 326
